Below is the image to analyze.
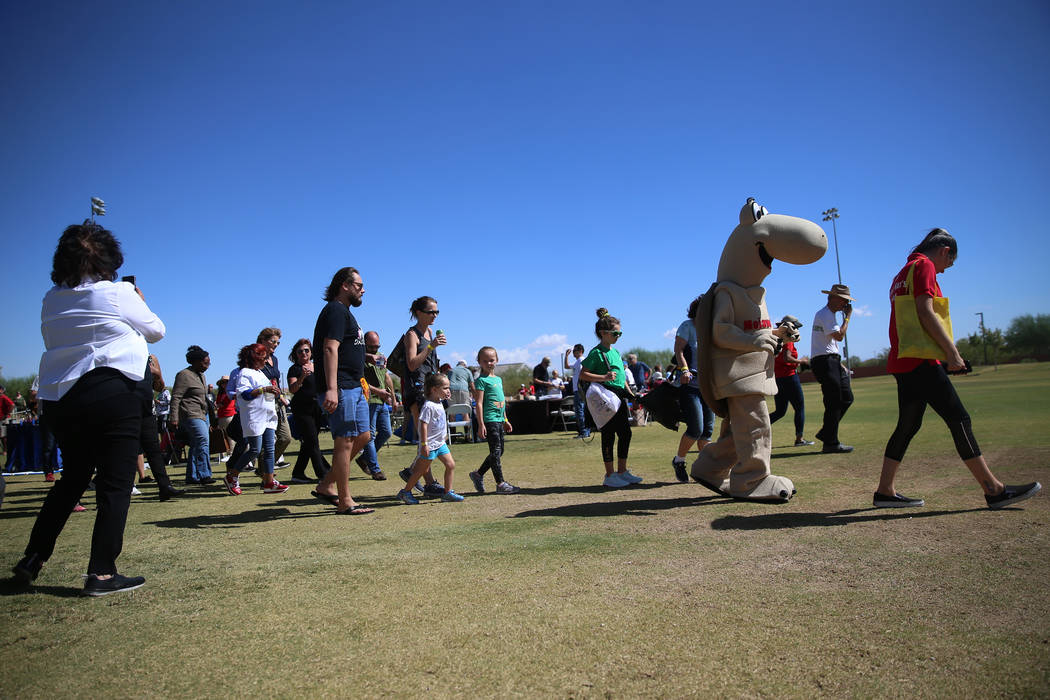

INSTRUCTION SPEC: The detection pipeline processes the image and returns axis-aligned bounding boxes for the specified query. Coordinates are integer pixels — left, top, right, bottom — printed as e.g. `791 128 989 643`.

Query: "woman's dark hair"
186 345 209 364
911 228 957 258
50 221 124 287
257 327 281 344
410 296 437 319
323 267 359 302
687 295 703 320
594 307 620 339
288 338 311 363
424 371 448 393
237 343 269 369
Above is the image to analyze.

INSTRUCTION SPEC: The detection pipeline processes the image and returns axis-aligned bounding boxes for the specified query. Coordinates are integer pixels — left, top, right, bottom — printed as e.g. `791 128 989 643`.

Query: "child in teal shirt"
469 346 520 494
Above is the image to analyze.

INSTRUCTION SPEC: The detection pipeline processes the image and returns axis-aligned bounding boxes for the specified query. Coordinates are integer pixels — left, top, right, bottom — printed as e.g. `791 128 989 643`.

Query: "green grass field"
2 363 1048 698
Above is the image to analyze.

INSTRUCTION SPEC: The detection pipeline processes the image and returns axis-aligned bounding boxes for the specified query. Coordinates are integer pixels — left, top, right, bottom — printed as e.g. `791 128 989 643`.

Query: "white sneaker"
219 455 230 463
131 486 142 495
275 459 291 469
603 473 628 488
619 470 643 485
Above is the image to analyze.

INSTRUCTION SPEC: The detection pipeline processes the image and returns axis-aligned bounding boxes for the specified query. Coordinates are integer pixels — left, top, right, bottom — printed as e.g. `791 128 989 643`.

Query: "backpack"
385 333 408 380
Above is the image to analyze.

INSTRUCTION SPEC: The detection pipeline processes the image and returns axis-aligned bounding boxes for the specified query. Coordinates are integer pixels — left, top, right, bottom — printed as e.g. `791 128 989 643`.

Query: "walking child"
469 347 520 494
397 373 465 504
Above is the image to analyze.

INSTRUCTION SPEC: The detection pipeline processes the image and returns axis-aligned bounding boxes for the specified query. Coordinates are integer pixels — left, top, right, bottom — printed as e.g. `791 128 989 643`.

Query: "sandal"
311 490 339 506
335 504 375 515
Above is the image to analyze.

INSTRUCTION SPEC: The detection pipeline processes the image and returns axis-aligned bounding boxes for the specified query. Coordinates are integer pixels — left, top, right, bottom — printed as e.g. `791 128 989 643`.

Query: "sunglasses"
423 309 440 316
297 347 311 354
603 330 623 338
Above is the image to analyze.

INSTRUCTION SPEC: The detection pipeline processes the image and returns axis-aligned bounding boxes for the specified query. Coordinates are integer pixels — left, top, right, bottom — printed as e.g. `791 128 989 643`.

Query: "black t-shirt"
532 362 550 392
312 300 365 392
287 363 318 411
262 355 281 386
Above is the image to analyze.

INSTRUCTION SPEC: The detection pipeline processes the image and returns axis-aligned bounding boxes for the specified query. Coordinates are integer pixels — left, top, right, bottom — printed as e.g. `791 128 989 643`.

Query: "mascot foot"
691 474 730 497
727 475 796 504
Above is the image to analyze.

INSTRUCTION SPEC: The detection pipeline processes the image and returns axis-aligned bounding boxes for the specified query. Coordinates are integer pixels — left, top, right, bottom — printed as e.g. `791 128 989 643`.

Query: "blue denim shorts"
321 386 370 438
425 443 450 460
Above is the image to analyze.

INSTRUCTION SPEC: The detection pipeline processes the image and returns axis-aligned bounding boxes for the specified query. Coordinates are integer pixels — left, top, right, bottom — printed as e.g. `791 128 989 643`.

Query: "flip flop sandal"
312 490 339 506
336 504 375 515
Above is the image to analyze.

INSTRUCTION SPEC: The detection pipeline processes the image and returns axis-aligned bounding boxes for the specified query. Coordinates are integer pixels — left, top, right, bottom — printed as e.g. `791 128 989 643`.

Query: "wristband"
427 344 434 351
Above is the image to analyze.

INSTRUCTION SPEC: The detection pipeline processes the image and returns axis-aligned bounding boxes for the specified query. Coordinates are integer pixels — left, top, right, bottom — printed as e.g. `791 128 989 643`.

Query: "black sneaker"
12 553 43 585
986 482 1042 510
873 492 924 508
671 458 688 483
821 444 854 454
83 573 146 597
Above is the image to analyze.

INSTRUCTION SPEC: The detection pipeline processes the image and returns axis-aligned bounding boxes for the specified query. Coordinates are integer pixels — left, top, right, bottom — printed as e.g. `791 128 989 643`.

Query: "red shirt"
0 394 13 420
774 341 800 378
887 252 942 374
216 392 237 418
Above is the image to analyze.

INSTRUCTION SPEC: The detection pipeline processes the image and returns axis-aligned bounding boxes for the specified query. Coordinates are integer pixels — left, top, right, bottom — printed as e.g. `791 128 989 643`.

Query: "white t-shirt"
38 279 166 400
568 356 583 392
811 305 841 358
235 367 278 437
418 399 447 452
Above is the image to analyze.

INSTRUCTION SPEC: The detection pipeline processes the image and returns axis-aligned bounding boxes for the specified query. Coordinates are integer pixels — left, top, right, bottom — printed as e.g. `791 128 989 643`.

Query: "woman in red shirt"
768 316 813 447
874 229 1041 509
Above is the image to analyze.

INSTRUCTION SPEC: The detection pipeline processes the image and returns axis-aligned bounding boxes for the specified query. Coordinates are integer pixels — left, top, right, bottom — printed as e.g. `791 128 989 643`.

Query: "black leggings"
477 422 505 483
769 374 805 436
600 401 632 463
884 363 980 462
291 405 330 480
140 412 174 490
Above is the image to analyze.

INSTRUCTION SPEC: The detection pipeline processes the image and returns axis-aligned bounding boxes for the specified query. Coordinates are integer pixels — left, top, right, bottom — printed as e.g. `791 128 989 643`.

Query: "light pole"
821 207 849 366
975 312 988 365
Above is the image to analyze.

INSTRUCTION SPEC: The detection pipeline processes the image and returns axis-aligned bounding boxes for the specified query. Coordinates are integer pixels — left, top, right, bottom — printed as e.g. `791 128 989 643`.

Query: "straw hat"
821 283 855 301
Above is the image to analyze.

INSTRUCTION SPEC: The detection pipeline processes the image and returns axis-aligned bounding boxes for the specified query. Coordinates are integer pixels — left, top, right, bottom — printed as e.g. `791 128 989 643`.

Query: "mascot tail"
694 282 729 419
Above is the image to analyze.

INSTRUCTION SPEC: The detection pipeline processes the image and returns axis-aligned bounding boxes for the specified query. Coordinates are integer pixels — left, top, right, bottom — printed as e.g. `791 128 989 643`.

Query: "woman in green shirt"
579 308 643 489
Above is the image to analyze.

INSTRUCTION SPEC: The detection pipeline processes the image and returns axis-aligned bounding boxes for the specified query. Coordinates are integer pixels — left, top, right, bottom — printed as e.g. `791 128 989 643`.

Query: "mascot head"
716 198 829 287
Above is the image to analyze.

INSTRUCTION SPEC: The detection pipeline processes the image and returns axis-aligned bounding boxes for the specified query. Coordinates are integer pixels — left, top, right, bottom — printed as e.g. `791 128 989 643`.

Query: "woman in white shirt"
13 222 165 596
222 343 288 496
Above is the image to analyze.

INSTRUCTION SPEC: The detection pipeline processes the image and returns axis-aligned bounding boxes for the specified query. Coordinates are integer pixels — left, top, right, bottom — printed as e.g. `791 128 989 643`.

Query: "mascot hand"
755 330 779 355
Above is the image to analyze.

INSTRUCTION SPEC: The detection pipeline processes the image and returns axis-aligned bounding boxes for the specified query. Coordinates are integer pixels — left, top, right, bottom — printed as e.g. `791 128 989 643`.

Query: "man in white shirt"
563 344 590 438
810 284 855 453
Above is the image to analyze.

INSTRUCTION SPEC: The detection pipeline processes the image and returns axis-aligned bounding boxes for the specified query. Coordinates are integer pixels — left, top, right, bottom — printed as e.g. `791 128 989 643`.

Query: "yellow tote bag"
894 262 952 361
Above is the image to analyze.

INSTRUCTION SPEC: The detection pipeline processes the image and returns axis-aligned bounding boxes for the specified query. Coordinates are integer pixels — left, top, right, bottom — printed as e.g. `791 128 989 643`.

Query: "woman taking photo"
169 345 215 485
287 338 330 483
13 222 165 595
222 344 289 495
396 296 446 496
874 228 1041 509
579 308 643 489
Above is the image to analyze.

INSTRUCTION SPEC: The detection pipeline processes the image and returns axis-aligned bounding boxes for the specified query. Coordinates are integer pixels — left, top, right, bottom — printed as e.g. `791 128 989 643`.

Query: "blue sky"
2 1 1048 382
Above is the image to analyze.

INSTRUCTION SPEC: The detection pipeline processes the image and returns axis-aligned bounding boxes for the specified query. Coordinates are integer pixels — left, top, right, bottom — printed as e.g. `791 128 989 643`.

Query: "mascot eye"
751 201 768 222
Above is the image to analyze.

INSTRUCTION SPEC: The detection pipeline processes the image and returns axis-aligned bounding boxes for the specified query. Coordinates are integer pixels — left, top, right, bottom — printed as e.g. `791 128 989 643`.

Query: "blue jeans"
679 385 714 441
233 428 275 474
573 388 589 436
360 403 392 472
184 417 212 481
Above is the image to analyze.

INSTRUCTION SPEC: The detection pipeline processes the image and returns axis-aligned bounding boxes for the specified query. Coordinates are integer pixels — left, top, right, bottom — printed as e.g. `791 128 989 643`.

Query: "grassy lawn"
2 363 1048 698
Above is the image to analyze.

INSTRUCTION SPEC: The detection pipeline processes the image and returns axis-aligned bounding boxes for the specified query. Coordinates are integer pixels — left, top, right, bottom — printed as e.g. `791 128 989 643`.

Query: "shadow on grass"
515 482 668 497
511 494 726 518
770 450 825 459
710 507 984 530
143 497 400 529
0 580 83 598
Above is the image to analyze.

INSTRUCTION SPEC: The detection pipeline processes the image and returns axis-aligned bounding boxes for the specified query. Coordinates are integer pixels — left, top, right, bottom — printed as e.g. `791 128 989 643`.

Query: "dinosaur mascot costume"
691 198 827 502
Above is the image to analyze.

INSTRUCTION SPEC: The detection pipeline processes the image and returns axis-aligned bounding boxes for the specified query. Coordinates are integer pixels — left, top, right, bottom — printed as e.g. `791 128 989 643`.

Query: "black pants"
291 405 330 480
477 422 505 483
140 412 174 490
769 374 805 437
811 354 853 445
600 401 632 463
25 369 140 575
225 413 249 471
885 363 980 462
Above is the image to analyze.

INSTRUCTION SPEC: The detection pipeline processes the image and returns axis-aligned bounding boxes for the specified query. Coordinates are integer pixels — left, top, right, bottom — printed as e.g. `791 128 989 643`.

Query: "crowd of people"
5 221 1042 596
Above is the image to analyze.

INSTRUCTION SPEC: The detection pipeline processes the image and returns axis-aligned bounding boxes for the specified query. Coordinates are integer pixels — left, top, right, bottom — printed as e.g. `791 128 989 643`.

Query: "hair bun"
596 307 609 318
